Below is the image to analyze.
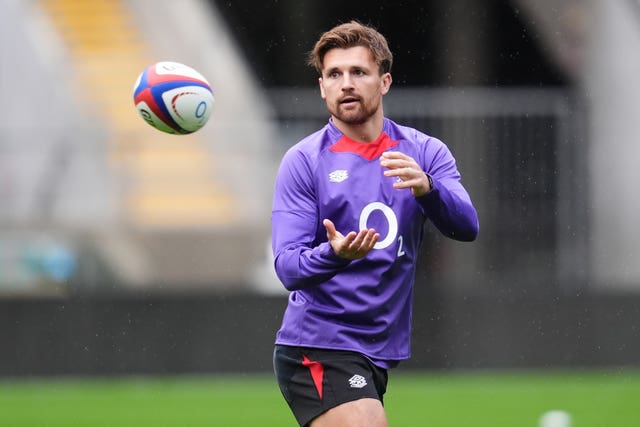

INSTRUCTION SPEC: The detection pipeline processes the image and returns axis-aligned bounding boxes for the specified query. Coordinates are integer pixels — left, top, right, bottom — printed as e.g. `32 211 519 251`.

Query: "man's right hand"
323 219 380 260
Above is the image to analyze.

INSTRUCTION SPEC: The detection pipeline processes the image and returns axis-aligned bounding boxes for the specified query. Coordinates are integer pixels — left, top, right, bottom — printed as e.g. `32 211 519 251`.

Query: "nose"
341 72 355 91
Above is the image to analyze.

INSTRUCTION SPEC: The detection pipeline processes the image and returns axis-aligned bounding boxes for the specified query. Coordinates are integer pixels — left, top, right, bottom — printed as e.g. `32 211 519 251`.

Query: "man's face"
319 46 391 126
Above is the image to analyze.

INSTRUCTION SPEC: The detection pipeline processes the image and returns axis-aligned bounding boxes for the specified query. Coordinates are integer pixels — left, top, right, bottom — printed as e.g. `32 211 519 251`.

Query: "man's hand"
323 219 380 260
380 151 431 197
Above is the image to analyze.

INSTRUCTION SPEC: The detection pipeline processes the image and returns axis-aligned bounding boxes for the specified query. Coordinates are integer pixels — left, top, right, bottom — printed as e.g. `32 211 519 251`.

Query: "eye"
327 71 340 79
354 69 365 76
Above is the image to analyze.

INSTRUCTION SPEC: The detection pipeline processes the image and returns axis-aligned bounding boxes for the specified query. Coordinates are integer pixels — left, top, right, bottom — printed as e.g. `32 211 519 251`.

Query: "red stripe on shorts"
301 354 324 399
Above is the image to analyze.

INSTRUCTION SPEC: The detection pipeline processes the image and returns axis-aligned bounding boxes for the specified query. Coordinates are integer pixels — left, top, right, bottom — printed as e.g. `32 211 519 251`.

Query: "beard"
326 95 381 125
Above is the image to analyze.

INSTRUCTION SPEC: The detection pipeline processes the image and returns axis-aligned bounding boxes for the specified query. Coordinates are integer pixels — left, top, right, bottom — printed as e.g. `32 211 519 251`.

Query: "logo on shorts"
348 374 367 389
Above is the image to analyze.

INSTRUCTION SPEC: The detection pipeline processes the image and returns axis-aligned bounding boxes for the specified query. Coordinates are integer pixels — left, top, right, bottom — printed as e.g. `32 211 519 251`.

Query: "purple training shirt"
271 117 478 368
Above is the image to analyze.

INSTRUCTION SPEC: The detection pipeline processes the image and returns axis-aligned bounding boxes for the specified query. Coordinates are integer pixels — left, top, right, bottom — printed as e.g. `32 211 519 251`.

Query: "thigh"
274 345 388 427
310 397 388 427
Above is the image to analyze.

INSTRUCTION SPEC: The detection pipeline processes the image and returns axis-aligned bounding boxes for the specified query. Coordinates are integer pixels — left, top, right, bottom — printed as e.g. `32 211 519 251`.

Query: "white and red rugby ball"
133 61 214 134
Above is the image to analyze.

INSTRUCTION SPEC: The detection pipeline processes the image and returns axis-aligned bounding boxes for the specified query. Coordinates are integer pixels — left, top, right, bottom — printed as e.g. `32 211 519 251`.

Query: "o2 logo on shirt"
359 202 405 257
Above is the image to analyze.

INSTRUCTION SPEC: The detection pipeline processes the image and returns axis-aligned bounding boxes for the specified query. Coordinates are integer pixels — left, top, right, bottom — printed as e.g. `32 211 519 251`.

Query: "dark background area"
211 0 567 87
3 293 639 376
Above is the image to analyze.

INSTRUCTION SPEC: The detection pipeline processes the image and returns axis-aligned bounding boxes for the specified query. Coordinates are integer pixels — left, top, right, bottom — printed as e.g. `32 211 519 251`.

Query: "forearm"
418 178 479 241
274 241 350 291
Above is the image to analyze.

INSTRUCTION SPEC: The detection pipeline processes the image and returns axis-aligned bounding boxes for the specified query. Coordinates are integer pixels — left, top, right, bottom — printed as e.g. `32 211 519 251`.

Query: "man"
271 21 479 426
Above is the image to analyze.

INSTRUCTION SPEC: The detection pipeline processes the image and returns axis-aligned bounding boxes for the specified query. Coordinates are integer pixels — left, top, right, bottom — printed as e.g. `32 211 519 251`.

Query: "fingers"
381 162 425 188
380 151 430 196
383 167 416 182
323 218 337 239
323 219 380 260
339 228 379 259
380 151 413 165
348 228 379 254
380 151 419 176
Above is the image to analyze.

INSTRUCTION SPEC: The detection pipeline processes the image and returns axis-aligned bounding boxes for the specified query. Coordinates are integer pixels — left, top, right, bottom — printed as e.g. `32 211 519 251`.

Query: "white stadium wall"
583 1 640 291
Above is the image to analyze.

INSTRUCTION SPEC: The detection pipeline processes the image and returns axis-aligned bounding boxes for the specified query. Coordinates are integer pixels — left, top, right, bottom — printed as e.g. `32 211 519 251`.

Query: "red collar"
329 132 398 161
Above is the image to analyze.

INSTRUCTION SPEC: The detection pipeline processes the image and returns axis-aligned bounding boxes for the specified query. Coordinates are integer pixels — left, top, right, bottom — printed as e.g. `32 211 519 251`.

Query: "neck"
333 111 385 143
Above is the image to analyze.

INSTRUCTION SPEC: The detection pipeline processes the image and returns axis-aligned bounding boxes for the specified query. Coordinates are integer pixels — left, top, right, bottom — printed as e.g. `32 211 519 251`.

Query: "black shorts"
273 345 388 427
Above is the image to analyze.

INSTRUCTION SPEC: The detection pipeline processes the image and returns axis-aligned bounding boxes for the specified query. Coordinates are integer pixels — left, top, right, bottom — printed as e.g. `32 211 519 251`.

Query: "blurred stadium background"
1 0 640 424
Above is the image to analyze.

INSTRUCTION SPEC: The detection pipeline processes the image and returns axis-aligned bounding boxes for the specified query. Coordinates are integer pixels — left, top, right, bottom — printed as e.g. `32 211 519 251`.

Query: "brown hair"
307 21 393 76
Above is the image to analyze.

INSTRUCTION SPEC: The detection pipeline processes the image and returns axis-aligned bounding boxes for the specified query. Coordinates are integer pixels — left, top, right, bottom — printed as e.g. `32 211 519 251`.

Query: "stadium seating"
41 0 234 227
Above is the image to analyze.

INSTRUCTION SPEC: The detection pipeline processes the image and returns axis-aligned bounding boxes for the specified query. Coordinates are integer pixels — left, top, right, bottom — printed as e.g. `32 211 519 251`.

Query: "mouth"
339 96 360 106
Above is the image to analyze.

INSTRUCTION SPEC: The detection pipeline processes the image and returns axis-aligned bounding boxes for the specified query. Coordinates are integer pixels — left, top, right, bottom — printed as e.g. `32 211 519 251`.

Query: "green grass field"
1 369 639 426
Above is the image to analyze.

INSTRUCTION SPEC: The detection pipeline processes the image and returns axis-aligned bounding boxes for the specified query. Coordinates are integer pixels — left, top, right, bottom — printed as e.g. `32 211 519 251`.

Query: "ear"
380 72 392 95
318 77 326 99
